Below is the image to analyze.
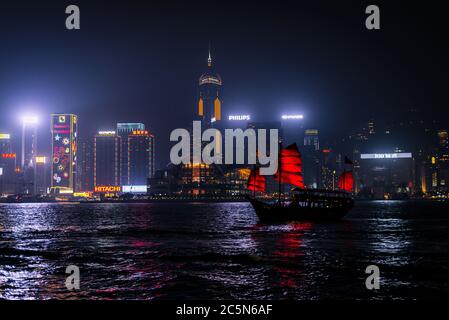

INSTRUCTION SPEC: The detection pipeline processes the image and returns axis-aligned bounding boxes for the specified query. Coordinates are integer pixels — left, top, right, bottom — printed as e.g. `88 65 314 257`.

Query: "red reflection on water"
130 240 157 248
273 223 312 258
272 222 312 289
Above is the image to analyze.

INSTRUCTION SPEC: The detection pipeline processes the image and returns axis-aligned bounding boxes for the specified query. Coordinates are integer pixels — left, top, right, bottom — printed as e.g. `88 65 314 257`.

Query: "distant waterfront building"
128 130 155 185
302 147 320 189
303 129 321 188
21 117 38 169
51 114 78 194
304 129 320 151
368 119 375 135
358 152 414 199
0 137 17 194
117 123 145 186
319 149 338 190
438 129 449 157
34 156 49 194
94 131 121 187
436 129 449 193
281 114 304 146
0 133 12 154
21 117 38 194
198 49 222 128
78 138 94 191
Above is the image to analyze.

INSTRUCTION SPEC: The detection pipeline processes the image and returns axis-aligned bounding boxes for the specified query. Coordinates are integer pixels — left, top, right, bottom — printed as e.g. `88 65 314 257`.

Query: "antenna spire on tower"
208 42 212 67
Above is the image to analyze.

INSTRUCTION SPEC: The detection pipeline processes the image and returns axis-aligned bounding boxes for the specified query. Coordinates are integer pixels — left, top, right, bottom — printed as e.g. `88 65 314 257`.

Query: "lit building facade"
437 130 449 192
21 117 38 169
117 123 145 186
0 136 17 194
77 138 94 191
198 49 222 128
304 129 320 151
34 156 49 195
0 133 12 154
94 131 121 187
21 117 38 194
281 115 304 146
51 114 78 194
128 130 155 185
357 152 414 199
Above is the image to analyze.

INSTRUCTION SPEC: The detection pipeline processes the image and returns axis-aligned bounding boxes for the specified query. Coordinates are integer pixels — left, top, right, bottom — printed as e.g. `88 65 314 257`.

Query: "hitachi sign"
94 186 121 193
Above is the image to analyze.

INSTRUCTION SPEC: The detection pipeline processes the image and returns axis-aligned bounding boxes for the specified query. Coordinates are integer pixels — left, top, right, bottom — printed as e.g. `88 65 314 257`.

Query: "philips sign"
228 115 250 121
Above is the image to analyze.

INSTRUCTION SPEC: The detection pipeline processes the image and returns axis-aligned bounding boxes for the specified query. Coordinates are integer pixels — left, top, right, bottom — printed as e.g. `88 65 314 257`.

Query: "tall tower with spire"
198 47 222 128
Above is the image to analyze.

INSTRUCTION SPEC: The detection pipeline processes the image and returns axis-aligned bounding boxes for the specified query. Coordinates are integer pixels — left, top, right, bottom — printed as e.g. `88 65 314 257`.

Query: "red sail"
338 171 354 192
274 143 305 188
247 168 266 193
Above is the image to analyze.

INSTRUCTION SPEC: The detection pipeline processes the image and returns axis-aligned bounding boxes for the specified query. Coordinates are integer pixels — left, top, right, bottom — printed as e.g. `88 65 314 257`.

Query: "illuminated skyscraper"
94 131 121 187
117 123 145 186
303 129 320 188
51 114 78 194
21 117 38 194
0 133 12 154
78 138 94 191
34 156 49 195
21 117 38 169
198 48 222 128
304 129 320 151
281 114 304 145
438 129 449 152
0 134 16 195
128 130 155 185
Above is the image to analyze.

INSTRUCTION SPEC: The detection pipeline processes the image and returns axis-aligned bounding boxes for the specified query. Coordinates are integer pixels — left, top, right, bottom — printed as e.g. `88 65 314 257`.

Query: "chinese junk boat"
246 143 354 222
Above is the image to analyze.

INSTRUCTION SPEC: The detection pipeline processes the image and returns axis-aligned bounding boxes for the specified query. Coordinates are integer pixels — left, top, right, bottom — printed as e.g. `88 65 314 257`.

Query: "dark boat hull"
247 192 354 222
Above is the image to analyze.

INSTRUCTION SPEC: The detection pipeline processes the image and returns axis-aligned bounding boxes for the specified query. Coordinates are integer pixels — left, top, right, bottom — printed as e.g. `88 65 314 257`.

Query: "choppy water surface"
0 201 448 300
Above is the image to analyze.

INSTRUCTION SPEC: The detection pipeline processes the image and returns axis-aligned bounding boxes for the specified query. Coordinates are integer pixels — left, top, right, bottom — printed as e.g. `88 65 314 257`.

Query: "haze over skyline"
0 0 447 168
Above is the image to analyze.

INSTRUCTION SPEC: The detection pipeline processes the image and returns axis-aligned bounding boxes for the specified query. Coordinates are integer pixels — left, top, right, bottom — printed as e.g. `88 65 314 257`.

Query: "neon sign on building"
51 114 77 193
94 186 121 193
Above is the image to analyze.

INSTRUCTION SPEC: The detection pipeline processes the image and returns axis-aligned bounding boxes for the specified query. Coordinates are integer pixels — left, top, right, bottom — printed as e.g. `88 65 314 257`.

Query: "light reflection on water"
0 201 448 300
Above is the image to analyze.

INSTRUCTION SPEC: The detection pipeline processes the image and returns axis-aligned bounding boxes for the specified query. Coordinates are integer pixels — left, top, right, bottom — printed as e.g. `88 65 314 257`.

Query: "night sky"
0 0 447 168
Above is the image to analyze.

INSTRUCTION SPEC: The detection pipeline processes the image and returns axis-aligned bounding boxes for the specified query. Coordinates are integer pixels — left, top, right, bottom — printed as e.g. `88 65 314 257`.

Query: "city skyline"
0 1 447 170
0 0 448 307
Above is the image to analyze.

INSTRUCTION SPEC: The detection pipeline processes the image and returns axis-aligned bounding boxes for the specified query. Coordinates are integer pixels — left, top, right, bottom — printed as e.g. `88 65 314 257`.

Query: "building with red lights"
128 130 155 185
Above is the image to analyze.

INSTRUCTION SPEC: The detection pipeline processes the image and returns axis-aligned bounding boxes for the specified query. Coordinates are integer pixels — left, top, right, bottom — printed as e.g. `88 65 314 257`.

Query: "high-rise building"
368 119 375 135
198 49 222 128
77 138 94 191
302 130 320 188
320 149 338 190
94 131 121 187
128 130 155 185
0 133 12 154
0 136 17 195
358 152 414 199
304 129 320 151
34 156 49 195
117 123 145 186
437 129 449 192
21 117 38 194
21 117 38 169
438 129 449 153
281 114 304 146
51 114 78 194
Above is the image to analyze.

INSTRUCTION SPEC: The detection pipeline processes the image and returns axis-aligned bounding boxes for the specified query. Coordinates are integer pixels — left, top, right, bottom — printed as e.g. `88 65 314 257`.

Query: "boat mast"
253 165 256 198
278 139 282 206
